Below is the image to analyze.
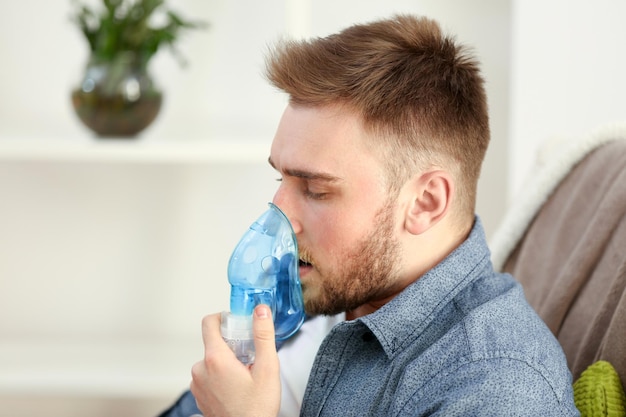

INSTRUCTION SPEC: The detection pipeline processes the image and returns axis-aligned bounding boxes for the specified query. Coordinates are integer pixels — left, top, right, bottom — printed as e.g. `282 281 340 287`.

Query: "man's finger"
251 304 279 377
201 312 223 353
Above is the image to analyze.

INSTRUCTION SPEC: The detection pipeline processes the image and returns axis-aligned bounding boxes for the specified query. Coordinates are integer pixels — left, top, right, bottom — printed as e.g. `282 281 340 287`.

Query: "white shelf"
0 138 271 164
0 339 199 398
0 135 273 403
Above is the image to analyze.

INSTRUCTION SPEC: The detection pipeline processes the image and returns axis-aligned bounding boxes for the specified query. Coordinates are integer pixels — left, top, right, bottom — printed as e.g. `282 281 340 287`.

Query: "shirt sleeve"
156 390 202 417
157 314 343 417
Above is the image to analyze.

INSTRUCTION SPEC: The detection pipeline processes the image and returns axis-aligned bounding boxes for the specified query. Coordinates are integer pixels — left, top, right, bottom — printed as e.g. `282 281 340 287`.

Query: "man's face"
269 104 403 316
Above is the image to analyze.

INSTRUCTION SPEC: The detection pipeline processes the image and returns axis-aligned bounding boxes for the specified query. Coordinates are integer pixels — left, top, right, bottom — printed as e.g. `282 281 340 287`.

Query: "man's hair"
265 14 490 221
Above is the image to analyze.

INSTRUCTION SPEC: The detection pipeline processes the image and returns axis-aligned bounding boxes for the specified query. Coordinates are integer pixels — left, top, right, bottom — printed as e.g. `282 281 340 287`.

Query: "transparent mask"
220 203 305 364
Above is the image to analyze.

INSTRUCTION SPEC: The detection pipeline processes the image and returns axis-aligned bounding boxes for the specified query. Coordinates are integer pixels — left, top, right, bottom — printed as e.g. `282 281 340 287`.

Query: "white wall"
509 0 626 198
0 1 512 415
0 2 616 415
0 1 512 329
0 0 511 233
13 0 626 414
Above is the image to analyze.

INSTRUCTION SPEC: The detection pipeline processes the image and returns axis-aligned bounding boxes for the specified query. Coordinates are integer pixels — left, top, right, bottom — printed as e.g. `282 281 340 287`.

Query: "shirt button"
362 331 375 342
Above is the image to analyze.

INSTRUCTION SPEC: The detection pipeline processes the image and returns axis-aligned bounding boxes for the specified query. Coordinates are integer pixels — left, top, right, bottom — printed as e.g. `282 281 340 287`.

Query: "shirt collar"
358 216 492 358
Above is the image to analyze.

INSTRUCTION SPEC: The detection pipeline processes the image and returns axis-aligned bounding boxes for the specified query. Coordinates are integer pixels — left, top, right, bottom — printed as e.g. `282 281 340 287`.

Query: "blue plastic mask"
221 202 305 364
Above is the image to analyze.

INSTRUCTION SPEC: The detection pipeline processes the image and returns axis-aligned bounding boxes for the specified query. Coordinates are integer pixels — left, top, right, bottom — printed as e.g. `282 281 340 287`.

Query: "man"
170 14 579 416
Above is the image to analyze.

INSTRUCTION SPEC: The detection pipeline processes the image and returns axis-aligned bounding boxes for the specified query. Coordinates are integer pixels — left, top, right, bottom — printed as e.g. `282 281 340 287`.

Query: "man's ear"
404 170 453 235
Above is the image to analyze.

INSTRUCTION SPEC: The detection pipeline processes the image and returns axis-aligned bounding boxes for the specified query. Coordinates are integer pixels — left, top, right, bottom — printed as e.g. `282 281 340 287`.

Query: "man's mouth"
299 253 314 268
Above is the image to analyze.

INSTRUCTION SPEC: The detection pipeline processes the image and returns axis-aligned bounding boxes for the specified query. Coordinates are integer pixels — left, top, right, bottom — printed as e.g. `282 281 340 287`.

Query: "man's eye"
304 189 328 200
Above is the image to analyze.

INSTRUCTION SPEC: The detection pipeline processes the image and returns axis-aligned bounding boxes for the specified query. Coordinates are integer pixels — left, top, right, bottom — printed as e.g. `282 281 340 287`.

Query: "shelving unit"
0 339 197 398
0 137 278 416
0 138 271 164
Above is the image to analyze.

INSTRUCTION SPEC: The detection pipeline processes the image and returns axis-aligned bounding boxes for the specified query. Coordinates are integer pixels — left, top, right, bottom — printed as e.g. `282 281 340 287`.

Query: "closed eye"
304 189 328 200
268 157 340 201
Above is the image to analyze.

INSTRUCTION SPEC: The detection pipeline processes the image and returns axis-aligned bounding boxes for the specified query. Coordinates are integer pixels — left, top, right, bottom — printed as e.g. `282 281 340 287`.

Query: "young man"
184 14 579 416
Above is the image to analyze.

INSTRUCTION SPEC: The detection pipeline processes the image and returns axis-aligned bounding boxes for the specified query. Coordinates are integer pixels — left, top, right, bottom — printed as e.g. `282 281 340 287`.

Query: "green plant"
70 0 207 69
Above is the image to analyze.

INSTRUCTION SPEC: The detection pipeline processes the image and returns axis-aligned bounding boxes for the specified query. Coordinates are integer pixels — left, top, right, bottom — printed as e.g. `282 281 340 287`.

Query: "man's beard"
302 199 402 316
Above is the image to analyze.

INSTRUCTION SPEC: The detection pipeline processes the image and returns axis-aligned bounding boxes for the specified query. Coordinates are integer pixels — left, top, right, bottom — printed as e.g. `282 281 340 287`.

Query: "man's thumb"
252 304 279 375
253 304 276 342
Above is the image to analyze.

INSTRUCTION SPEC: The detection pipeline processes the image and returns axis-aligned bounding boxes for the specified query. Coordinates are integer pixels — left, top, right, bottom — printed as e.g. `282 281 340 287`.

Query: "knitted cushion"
574 360 626 417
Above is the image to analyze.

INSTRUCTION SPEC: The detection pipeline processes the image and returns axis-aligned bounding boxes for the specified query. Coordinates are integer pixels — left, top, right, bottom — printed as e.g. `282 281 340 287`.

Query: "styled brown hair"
265 14 490 220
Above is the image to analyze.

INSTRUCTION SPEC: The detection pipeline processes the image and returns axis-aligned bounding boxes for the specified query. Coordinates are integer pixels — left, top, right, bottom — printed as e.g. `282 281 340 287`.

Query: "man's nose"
272 188 302 234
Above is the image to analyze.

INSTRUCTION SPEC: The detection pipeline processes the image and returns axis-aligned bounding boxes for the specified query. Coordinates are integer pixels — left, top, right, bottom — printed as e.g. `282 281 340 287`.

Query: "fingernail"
255 305 269 319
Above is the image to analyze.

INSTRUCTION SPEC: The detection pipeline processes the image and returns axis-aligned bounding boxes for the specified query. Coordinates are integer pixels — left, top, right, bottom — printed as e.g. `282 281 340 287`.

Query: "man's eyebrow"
268 156 341 182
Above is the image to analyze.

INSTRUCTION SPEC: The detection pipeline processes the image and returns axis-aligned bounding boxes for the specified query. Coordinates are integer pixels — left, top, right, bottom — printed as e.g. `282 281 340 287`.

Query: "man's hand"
190 304 281 417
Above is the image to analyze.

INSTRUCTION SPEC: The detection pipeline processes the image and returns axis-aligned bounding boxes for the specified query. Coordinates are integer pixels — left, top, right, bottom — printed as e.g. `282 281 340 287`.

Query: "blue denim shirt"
160 218 579 417
300 218 579 417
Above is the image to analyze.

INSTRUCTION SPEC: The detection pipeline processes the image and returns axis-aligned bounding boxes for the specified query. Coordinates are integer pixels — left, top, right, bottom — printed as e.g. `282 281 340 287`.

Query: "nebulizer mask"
220 203 305 365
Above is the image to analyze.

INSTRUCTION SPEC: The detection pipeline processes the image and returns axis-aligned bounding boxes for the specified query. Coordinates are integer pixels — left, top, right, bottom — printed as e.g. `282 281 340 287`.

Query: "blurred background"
0 0 625 416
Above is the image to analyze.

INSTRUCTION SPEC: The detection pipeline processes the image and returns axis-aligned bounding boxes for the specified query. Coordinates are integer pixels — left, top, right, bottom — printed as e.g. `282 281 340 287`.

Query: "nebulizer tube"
220 203 305 365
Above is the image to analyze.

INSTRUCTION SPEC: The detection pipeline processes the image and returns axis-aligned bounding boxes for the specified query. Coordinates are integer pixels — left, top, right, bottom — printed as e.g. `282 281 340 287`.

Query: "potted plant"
70 0 207 137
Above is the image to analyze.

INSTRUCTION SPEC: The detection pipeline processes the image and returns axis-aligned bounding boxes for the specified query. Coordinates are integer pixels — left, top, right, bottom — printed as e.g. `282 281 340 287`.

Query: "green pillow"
574 360 626 417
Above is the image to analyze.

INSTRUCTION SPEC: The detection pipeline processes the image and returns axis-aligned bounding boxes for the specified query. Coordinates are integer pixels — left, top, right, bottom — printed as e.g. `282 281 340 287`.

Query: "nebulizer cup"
220 203 305 365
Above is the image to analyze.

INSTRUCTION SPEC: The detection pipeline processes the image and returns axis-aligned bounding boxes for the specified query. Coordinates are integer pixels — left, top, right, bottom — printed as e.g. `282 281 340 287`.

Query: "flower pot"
71 52 162 138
